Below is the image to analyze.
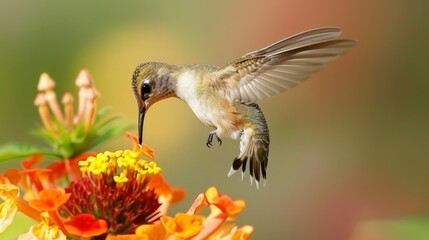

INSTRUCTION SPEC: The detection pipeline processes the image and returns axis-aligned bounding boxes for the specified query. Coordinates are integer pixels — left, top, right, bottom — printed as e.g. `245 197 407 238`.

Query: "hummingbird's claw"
206 131 222 148
206 133 213 148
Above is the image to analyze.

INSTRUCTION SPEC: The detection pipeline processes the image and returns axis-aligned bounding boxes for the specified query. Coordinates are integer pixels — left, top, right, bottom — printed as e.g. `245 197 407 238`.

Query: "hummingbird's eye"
141 82 152 100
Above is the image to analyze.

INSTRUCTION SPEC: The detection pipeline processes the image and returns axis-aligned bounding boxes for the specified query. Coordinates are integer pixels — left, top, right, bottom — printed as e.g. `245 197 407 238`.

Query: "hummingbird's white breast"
175 70 240 138
175 71 216 126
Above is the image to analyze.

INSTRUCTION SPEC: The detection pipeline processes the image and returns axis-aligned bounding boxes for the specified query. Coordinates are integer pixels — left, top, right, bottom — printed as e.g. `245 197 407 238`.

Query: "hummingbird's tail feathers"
228 128 269 189
228 139 269 189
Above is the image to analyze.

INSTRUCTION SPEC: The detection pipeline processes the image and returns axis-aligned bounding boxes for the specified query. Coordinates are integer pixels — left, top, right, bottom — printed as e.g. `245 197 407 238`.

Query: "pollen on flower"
87 157 109 176
113 172 129 184
135 160 161 177
117 156 135 169
78 149 161 183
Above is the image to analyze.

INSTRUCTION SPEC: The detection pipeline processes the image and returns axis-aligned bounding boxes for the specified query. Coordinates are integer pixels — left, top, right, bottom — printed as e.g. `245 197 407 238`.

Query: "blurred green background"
1 1 429 239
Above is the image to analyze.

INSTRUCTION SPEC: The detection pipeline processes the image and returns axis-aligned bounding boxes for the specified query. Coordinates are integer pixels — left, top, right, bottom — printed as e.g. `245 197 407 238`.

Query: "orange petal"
105 223 166 240
29 189 70 212
161 213 204 239
21 154 44 169
2 168 21 185
64 213 108 238
0 176 7 185
69 152 96 166
126 132 140 151
140 144 155 160
20 168 52 175
46 161 67 180
147 174 185 204
135 223 166 240
20 168 52 194
46 152 96 181
69 152 96 177
126 132 155 159
16 198 42 222
186 193 209 215
205 187 245 219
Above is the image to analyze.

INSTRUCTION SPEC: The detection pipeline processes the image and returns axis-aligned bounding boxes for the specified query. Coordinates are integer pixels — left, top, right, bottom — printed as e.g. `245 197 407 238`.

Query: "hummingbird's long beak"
138 106 146 146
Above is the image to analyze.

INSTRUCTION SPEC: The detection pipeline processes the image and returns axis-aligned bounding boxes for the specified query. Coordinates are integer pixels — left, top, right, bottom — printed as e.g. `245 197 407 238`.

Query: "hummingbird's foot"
206 131 222 148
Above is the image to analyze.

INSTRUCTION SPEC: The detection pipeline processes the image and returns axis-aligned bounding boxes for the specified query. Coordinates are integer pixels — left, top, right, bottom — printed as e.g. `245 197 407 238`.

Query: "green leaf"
0 143 60 162
88 122 132 149
93 115 124 131
30 128 56 145
93 106 112 125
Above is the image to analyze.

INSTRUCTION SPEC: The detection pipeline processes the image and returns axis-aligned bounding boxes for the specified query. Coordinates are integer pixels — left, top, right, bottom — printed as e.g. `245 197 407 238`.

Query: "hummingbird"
131 27 355 188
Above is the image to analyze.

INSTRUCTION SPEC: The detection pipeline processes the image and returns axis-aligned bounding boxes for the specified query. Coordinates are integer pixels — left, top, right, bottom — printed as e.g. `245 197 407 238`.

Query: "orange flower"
205 187 245 219
161 213 204 239
64 213 108 239
29 189 70 212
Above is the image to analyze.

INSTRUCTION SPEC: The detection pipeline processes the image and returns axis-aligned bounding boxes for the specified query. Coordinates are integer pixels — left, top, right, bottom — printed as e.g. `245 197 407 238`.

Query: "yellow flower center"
78 149 161 185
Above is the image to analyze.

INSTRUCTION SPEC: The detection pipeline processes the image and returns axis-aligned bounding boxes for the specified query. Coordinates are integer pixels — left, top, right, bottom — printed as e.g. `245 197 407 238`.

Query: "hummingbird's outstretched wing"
217 27 356 103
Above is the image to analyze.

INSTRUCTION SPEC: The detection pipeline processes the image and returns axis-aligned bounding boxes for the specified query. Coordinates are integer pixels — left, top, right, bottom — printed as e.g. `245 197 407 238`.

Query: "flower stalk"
34 93 55 133
62 93 74 128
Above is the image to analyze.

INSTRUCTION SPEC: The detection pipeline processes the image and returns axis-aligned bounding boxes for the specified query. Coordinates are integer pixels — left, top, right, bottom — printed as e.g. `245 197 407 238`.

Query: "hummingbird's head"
131 62 177 145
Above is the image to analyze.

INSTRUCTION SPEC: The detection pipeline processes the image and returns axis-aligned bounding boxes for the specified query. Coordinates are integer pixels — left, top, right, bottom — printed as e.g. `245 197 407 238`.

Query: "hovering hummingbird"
131 27 355 188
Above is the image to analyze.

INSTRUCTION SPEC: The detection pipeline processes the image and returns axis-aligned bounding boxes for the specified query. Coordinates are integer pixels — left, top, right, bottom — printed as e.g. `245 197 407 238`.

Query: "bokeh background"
1 1 429 239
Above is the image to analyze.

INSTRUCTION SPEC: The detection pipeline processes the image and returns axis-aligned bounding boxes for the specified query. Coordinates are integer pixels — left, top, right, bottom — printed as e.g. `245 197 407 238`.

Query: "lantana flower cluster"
0 71 253 239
